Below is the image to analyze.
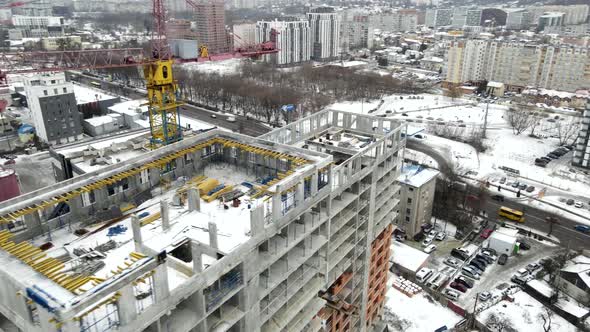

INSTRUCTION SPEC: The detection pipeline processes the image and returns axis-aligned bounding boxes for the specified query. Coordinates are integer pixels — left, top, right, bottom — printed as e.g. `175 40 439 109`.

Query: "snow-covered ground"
179 58 243 75
477 291 578 332
383 278 463 332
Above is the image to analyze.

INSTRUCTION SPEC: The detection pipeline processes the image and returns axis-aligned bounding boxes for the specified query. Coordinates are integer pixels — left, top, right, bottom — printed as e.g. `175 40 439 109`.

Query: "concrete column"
272 186 282 222
161 200 170 231
311 171 318 195
188 188 200 212
24 211 43 238
208 222 218 250
131 215 143 252
191 242 203 273
153 263 170 302
250 205 265 236
69 195 84 219
95 187 109 210
296 181 305 206
149 168 160 187
117 284 137 325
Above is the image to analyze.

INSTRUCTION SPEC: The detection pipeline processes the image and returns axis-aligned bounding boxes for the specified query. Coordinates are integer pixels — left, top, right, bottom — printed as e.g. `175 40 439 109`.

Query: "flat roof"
72 84 117 105
390 240 429 273
398 164 439 188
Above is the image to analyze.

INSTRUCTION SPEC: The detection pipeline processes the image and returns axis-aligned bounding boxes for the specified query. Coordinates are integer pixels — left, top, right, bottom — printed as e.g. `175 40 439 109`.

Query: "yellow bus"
498 206 525 223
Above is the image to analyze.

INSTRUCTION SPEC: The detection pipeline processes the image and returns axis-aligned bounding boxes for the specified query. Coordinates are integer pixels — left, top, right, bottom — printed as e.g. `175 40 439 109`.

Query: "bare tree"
528 111 544 137
538 308 554 332
506 108 534 135
555 118 581 146
486 313 517 332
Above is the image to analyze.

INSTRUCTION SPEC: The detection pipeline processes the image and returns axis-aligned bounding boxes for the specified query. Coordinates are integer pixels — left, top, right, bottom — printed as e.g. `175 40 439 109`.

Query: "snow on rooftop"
477 291 578 332
487 81 504 88
73 84 117 105
561 255 590 289
390 241 429 273
555 298 589 319
489 230 517 244
83 114 119 126
398 164 439 188
179 58 243 75
384 281 462 331
527 279 555 298
329 60 368 68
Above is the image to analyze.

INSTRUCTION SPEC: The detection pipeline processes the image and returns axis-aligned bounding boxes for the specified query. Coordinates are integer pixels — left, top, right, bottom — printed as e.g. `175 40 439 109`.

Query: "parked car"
574 225 590 233
516 268 529 277
566 199 575 206
421 224 434 233
422 237 434 246
436 232 446 241
461 268 480 280
450 282 468 293
519 241 531 250
526 263 540 272
482 248 497 256
547 153 559 159
210 114 217 118
511 275 528 285
526 186 535 193
519 183 527 190
575 201 584 208
469 261 486 273
480 229 494 239
498 254 508 265
481 252 497 263
457 276 474 288
476 254 494 265
534 161 547 167
499 177 507 184
416 268 434 283
424 244 437 254
443 289 460 301
479 292 492 301
413 232 425 242
444 257 461 268
429 230 438 237
511 181 520 188
540 157 552 163
491 195 504 202
451 248 470 261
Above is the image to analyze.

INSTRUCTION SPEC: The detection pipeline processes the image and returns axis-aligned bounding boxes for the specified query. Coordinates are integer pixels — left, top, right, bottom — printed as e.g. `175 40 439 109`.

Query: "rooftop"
390 240 429 273
72 84 117 105
0 130 331 307
398 164 439 188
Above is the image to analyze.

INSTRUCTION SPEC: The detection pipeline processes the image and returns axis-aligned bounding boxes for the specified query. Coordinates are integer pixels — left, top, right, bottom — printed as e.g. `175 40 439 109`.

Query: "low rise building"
557 254 590 305
396 165 439 237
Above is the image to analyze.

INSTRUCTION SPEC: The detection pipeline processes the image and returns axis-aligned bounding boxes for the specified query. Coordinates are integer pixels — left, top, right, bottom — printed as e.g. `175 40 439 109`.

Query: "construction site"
0 109 405 332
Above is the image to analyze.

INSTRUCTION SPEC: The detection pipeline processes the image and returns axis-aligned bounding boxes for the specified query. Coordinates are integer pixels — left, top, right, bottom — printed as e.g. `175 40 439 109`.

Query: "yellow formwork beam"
20 249 42 261
38 261 62 274
15 246 38 259
139 212 161 227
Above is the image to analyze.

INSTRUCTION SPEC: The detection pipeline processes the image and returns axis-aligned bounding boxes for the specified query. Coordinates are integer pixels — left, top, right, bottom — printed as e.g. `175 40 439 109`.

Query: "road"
407 138 590 251
68 71 272 137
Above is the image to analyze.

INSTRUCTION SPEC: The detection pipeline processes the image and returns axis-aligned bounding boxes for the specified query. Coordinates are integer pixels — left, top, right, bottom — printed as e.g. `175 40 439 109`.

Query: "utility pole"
482 99 490 139
471 292 480 328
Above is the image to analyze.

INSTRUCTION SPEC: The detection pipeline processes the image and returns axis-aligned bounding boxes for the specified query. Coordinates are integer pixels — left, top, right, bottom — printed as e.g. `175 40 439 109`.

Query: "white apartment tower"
396 165 439 237
307 7 341 61
233 22 257 48
23 73 84 145
256 19 311 66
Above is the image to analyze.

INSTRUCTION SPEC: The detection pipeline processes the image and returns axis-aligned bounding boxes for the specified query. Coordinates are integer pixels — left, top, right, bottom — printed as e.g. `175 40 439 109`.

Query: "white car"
443 289 460 301
436 232 446 241
422 237 433 246
575 201 583 208
424 244 437 254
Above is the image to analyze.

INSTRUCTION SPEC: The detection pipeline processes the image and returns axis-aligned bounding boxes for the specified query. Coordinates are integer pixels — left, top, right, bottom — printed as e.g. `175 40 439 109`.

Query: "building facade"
10 15 65 38
233 22 257 48
573 104 590 169
256 19 311 66
505 9 533 30
444 40 590 92
307 7 340 61
0 109 405 332
396 165 439 237
23 73 83 145
348 15 374 50
425 8 453 28
452 8 483 28
193 0 230 54
537 12 565 32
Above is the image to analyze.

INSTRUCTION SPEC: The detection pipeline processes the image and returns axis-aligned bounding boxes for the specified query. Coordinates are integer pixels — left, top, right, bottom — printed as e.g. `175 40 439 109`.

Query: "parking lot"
405 220 561 311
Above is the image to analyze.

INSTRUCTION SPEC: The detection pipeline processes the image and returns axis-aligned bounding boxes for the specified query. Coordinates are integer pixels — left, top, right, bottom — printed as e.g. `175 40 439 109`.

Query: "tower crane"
0 0 278 148
0 1 39 10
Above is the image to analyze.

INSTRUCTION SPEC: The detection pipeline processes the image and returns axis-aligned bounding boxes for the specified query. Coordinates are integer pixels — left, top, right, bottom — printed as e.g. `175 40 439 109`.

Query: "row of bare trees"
505 107 580 145
172 62 427 125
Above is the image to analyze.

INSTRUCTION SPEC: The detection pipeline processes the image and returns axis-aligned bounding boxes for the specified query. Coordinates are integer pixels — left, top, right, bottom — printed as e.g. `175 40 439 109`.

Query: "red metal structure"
0 1 38 9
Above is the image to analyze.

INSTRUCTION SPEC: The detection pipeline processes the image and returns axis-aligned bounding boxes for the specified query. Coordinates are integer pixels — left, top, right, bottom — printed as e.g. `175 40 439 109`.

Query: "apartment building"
22 73 84 145
256 19 311 66
505 9 533 30
10 15 65 39
573 104 590 169
425 8 453 28
396 165 439 237
529 4 590 26
452 8 483 28
445 40 590 93
307 7 341 61
232 0 257 9
0 109 405 332
373 10 418 32
233 22 257 48
537 12 565 32
348 15 374 50
193 0 230 54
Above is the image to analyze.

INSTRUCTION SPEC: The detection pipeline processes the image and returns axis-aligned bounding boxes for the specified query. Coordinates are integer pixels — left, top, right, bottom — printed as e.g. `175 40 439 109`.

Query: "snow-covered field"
477 291 578 332
179 58 243 75
383 280 463 332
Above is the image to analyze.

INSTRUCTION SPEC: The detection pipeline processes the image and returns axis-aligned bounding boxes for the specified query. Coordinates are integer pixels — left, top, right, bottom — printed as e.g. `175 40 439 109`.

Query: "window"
405 216 410 222
406 208 411 214
407 198 412 203
43 90 48 96
54 88 58 94
51 80 56 84
63 87 67 93
409 187 414 192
